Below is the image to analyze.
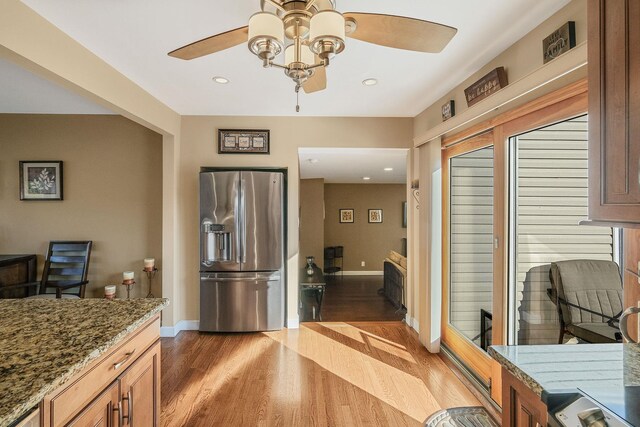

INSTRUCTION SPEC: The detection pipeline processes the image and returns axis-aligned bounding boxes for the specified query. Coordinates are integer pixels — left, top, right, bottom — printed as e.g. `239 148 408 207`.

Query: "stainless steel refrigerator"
199 169 285 332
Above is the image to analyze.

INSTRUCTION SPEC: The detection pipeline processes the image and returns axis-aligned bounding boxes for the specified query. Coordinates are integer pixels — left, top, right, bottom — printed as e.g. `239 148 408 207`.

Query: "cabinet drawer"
46 316 160 426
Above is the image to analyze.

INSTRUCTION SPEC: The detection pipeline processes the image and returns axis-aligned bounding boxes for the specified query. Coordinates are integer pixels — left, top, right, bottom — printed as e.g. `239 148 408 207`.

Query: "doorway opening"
298 147 409 322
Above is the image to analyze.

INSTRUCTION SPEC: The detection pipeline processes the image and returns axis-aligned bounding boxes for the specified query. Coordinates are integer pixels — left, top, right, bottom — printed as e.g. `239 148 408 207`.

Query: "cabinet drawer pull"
113 349 136 370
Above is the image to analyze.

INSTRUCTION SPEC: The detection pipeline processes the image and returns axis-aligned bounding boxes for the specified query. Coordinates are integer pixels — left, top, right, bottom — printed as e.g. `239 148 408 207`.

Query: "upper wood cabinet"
588 0 640 224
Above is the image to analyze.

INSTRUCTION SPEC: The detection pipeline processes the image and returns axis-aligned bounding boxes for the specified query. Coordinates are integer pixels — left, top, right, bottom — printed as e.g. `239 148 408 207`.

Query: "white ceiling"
22 0 570 117
0 57 113 114
299 148 407 184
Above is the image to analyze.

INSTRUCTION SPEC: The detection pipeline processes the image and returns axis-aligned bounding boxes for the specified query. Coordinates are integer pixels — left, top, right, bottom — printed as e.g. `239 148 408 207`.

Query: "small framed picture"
368 209 383 223
339 209 354 223
19 161 63 201
218 129 270 154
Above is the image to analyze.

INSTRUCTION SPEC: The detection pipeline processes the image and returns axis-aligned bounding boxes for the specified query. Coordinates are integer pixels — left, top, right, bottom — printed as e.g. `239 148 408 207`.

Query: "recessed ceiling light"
362 78 378 86
212 76 230 84
362 177 371 181
307 158 319 164
384 167 393 171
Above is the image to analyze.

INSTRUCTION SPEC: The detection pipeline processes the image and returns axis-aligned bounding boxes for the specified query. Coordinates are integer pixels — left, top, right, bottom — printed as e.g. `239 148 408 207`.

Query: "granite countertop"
489 344 640 397
0 298 168 427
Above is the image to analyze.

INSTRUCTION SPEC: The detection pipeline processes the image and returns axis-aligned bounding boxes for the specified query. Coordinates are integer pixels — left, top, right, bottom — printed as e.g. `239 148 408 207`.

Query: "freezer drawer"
200 271 284 332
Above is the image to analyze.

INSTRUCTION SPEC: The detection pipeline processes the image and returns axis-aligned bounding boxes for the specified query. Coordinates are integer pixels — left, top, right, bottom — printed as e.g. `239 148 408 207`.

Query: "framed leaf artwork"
19 161 63 201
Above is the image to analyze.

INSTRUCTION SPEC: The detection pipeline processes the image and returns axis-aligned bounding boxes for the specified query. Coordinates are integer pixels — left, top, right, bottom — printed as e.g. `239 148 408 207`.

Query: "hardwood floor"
302 275 405 322
161 322 482 426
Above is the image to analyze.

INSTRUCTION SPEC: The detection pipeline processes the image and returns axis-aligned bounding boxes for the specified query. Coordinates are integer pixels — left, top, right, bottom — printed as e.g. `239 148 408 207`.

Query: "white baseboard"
287 318 300 329
406 316 420 334
340 271 383 276
160 320 199 338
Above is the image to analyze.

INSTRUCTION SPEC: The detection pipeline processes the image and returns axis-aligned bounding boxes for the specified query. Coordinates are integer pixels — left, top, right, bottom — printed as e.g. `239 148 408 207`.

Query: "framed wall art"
19 161 64 201
339 209 354 223
368 209 383 223
218 129 270 154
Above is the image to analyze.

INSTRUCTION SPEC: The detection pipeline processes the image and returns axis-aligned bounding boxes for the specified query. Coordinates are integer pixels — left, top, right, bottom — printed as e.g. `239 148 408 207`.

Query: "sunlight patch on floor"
317 322 367 343
266 325 442 422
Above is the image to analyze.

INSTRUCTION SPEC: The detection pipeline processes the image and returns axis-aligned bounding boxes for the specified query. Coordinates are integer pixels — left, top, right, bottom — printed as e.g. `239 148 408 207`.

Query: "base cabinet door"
501 368 547 427
118 341 161 427
67 382 118 427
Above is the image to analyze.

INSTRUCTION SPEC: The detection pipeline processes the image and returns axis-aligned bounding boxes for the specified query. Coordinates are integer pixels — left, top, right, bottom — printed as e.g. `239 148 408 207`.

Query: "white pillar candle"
104 285 117 300
144 258 155 270
123 271 134 281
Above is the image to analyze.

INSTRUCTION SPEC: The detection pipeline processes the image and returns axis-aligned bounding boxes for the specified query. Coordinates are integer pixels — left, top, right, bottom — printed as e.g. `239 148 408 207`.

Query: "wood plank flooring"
302 275 405 322
161 322 483 426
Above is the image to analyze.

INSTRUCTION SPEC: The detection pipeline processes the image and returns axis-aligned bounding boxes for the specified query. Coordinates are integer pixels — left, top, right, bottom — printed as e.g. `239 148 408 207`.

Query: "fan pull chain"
295 84 301 113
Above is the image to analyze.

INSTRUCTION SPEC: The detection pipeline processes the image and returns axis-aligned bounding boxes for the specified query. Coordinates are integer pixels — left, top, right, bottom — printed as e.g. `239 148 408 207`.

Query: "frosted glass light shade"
248 12 284 44
309 11 345 45
284 44 315 66
248 12 284 59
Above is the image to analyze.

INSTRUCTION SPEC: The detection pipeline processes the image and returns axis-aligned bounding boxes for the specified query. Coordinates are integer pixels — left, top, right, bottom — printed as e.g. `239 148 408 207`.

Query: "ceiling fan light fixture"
309 10 346 60
284 44 316 83
248 12 285 62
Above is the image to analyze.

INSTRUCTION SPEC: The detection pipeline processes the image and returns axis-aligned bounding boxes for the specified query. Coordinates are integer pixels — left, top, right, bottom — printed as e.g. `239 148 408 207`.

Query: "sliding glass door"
508 114 618 345
449 146 494 347
442 132 505 386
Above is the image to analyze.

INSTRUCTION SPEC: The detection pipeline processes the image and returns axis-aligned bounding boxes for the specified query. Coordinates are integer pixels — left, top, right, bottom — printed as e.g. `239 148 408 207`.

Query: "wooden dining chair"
27 241 93 299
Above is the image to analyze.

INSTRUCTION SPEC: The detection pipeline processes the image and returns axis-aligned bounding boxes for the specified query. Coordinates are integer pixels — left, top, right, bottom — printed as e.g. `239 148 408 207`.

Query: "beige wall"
299 178 324 269
414 0 588 141
0 114 163 298
324 184 406 272
179 116 412 323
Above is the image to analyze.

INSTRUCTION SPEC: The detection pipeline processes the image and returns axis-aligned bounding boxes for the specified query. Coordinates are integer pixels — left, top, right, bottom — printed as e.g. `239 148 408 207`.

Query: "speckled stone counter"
489 343 640 397
0 298 168 427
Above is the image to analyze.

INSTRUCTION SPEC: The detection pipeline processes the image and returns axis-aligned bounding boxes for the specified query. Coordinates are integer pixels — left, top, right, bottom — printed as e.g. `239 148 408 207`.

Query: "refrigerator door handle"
239 177 247 264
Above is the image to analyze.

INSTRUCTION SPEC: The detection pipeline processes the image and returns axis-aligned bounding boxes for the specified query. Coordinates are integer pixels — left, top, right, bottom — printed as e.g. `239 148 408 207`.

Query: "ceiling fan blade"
303 65 327 94
168 26 249 60
343 13 457 53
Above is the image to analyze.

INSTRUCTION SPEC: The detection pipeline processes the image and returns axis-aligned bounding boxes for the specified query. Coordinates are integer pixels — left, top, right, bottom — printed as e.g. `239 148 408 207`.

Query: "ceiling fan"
169 0 457 111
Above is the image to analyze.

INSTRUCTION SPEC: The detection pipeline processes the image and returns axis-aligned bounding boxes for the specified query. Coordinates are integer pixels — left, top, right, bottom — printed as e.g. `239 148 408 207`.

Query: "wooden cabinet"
67 382 118 427
587 0 640 224
501 368 547 427
42 316 161 427
117 341 161 427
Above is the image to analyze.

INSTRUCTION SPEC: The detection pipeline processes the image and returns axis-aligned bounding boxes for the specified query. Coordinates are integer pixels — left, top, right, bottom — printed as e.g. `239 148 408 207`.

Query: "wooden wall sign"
543 21 576 64
442 100 455 121
464 67 508 107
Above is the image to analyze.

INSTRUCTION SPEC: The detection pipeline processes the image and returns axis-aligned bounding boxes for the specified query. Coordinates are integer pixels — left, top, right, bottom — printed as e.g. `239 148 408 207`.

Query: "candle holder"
121 279 136 299
142 268 158 298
